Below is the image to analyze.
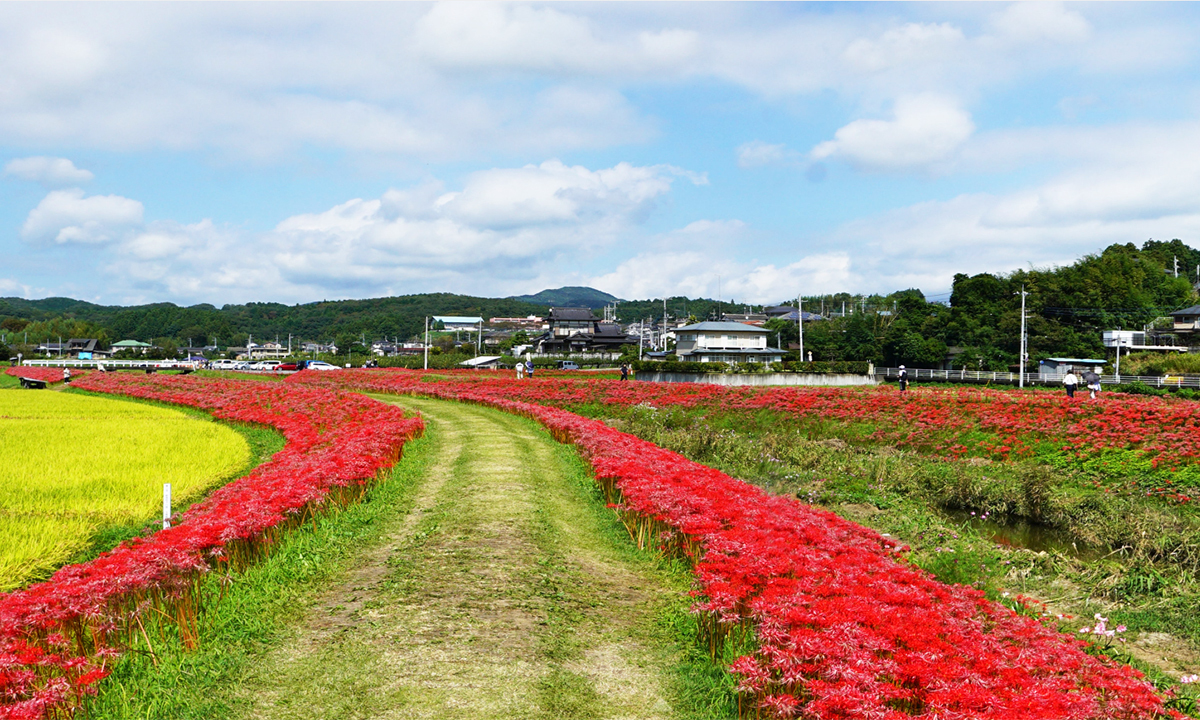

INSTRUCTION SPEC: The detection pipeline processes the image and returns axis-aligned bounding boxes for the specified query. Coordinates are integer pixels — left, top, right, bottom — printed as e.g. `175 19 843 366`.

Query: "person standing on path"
898 365 909 392
525 358 534 378
1063 369 1079 399
516 361 524 380
620 362 629 381
62 367 71 384
1083 369 1101 399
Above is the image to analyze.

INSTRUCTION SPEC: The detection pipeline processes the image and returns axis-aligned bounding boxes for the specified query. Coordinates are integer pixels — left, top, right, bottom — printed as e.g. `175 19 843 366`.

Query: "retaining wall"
634 371 878 387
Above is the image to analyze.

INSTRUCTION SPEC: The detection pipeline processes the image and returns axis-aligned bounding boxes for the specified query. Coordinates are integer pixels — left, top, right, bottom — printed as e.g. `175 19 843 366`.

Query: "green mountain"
508 286 620 309
0 293 549 349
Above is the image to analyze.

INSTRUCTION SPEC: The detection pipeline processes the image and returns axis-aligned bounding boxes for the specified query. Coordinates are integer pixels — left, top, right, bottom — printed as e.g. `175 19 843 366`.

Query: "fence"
20 359 200 370
875 366 1200 389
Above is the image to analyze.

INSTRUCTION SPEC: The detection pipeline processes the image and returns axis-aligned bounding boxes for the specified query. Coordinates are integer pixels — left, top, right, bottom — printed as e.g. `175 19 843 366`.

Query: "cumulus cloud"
413 3 699 75
988 2 1092 45
736 140 799 168
3 156 93 185
0 278 30 297
587 245 854 305
811 94 975 170
21 188 143 244
842 22 965 73
77 160 705 303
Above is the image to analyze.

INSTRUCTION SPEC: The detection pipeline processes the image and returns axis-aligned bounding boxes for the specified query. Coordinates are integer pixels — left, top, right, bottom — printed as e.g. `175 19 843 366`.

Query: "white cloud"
737 140 797 168
21 188 143 244
0 278 30 297
843 22 965 73
82 160 701 303
988 2 1092 45
587 243 854 305
811 94 975 170
3 156 93 185
412 3 698 75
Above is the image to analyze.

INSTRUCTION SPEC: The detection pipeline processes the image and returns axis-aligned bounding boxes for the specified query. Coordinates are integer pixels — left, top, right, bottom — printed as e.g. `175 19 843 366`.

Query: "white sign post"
163 483 172 529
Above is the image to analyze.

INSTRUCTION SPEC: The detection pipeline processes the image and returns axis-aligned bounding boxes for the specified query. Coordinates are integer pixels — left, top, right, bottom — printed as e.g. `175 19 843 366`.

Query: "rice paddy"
0 390 250 590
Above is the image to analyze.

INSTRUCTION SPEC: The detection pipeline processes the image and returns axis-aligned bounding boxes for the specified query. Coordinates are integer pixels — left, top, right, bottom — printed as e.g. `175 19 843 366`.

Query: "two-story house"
536 307 636 353
1170 305 1200 334
673 321 784 364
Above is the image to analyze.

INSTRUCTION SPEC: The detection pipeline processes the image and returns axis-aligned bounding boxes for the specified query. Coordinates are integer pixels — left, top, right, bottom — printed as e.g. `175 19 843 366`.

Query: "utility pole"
638 319 644 360
1017 285 1028 388
717 276 721 321
423 317 429 371
1115 337 1123 382
477 319 482 354
1175 255 1180 278
663 298 668 349
797 294 804 361
288 333 292 355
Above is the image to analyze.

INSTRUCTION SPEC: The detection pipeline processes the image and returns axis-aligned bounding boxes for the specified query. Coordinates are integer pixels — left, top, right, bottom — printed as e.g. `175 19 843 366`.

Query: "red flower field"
289 368 1180 719
0 374 423 719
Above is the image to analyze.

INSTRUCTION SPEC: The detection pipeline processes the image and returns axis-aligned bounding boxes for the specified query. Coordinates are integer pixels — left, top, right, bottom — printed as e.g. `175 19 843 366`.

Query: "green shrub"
631 360 728 374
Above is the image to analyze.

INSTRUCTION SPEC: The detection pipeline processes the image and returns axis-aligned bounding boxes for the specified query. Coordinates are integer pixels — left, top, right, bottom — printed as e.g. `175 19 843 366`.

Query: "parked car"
556 360 580 370
305 360 341 371
250 361 281 371
211 359 243 370
276 362 299 371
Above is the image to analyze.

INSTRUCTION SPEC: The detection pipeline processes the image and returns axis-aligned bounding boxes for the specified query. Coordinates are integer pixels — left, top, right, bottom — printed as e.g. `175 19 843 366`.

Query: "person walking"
516 360 524 380
620 362 629 381
1063 368 1079 399
898 365 909 392
62 367 71 384
1083 369 1101 399
525 358 534 379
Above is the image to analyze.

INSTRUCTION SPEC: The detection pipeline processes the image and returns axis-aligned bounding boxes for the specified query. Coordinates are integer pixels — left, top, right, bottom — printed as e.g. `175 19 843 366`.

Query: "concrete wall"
634 371 878 387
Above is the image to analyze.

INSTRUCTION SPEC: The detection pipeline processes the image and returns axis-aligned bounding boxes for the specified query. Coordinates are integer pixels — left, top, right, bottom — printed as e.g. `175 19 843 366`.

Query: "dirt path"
233 397 683 720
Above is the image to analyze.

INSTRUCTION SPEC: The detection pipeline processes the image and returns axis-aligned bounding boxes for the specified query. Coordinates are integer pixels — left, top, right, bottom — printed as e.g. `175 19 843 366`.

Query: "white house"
434 316 484 331
673 321 784 364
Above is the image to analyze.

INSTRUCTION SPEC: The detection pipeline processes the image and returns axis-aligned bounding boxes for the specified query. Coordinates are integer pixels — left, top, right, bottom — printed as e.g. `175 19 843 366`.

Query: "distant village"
20 303 819 368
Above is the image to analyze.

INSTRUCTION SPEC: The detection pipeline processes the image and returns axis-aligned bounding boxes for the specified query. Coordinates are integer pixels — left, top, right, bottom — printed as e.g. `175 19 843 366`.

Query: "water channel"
942 509 1110 561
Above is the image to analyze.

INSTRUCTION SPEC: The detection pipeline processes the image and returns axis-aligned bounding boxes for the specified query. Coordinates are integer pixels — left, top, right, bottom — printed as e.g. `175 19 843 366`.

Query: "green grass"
596 405 1200 690
86 433 434 719
87 398 739 719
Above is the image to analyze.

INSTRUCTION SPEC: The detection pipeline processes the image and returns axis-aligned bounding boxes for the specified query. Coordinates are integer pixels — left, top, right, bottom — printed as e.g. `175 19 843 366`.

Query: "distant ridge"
508 286 621 309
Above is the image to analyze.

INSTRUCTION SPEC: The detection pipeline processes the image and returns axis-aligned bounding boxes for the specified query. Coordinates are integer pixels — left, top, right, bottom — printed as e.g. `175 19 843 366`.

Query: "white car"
212 359 252 371
251 361 281 371
305 360 341 371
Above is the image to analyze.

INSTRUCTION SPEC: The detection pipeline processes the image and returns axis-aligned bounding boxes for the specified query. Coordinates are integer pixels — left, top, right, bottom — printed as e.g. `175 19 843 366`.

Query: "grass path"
231 396 702 720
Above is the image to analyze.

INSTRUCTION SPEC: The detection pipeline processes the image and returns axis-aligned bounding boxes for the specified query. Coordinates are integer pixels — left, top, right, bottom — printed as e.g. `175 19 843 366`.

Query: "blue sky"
4 2 1200 306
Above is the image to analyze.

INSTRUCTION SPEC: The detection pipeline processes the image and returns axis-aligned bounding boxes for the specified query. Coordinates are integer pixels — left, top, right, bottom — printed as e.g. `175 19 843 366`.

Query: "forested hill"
0 293 548 349
507 286 619 308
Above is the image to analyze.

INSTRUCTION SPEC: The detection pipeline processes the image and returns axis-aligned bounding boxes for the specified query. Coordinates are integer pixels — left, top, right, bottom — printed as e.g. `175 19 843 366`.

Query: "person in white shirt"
1063 369 1078 399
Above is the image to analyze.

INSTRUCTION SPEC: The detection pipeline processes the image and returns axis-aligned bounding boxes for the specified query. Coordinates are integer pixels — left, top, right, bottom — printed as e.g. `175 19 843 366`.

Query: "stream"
943 509 1109 560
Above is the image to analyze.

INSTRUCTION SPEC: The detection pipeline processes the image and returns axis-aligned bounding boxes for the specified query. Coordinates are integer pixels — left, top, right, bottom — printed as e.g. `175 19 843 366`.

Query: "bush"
632 360 728 374
781 360 872 374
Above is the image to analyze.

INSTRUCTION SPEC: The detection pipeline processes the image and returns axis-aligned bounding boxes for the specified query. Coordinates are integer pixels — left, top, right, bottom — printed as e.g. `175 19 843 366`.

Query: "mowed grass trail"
0 390 250 589
230 396 710 720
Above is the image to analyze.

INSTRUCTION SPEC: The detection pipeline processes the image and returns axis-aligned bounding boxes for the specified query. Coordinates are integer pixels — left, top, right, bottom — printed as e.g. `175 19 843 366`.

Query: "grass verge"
85 431 433 719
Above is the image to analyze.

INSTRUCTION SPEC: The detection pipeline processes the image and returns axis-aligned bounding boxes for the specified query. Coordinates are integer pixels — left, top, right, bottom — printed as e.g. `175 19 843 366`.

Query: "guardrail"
875 366 1200 388
20 359 201 370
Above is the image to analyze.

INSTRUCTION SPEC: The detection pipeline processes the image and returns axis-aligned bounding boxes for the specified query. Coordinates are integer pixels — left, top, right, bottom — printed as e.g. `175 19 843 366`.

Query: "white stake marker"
163 483 172 529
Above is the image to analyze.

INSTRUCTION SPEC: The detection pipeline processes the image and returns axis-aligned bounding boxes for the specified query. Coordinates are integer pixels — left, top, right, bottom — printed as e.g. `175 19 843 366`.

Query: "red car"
276 362 298 371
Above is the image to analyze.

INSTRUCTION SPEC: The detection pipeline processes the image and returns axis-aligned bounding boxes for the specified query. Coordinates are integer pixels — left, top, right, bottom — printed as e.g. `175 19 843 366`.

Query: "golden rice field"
0 391 250 590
